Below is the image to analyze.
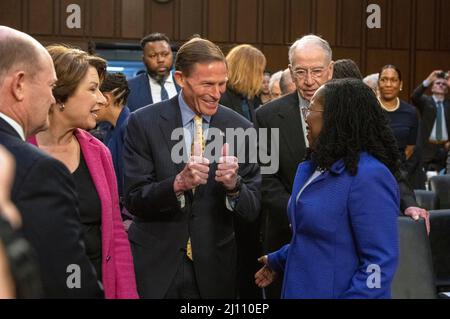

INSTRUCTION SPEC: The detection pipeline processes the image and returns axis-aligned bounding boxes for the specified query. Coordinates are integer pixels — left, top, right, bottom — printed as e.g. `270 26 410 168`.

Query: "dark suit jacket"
123 96 261 298
255 92 307 253
127 72 180 112
411 84 450 161
220 88 257 123
255 92 415 254
0 118 102 298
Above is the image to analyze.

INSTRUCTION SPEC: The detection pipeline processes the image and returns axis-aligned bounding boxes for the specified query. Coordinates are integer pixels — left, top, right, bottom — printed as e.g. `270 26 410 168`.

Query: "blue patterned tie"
436 101 443 141
159 79 169 101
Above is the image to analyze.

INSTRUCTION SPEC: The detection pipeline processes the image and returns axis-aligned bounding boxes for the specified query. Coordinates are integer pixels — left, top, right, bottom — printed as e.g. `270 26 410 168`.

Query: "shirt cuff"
177 193 186 209
225 194 239 211
423 79 431 88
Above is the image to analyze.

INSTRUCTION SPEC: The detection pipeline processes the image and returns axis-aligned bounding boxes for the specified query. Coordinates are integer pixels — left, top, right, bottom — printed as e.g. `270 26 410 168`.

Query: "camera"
437 71 449 79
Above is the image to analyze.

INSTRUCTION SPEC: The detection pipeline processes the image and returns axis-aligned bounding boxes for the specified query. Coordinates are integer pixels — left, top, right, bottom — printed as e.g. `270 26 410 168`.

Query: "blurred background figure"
279 68 296 96
1 145 43 299
31 45 138 299
97 72 130 202
258 71 272 106
220 44 266 122
333 59 363 80
219 43 266 298
127 32 180 112
0 145 21 229
363 73 379 95
378 65 418 168
269 70 283 101
411 70 450 174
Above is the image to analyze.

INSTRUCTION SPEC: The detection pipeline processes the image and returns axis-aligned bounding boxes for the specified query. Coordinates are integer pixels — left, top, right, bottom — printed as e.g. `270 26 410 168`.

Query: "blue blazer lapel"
139 73 153 106
158 97 185 174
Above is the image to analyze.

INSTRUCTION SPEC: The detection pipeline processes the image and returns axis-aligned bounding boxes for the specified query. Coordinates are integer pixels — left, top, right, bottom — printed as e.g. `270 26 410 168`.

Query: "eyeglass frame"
301 105 324 118
290 63 332 80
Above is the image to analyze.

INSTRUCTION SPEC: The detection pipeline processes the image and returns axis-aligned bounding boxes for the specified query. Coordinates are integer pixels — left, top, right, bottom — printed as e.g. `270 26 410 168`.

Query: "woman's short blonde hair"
46 44 107 104
226 44 266 99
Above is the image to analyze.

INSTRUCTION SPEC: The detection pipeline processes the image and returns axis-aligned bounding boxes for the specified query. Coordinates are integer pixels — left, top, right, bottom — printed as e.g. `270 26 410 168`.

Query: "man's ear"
328 61 335 81
10 71 26 102
173 71 185 89
102 92 113 107
288 64 294 78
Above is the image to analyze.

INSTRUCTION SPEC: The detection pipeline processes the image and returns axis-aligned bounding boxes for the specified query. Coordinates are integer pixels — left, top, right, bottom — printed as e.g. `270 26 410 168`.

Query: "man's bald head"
0 27 57 137
0 26 48 82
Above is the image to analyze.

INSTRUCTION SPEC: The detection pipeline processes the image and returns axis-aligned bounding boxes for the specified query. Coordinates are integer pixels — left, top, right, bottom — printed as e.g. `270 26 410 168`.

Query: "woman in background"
257 71 272 106
220 44 267 122
378 65 418 165
96 72 130 202
219 44 266 298
31 45 138 299
256 79 400 298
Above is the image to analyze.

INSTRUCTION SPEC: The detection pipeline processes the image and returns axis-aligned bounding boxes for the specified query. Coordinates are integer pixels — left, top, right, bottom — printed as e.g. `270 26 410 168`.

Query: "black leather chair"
430 175 450 209
391 217 436 299
429 210 450 292
414 189 438 211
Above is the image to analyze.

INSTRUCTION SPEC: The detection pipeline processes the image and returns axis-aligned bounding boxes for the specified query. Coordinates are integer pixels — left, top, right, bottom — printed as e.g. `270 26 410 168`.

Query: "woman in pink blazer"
30 45 138 299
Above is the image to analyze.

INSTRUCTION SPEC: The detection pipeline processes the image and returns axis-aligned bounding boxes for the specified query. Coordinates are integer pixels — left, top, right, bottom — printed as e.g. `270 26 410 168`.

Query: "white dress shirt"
0 112 25 141
148 74 178 103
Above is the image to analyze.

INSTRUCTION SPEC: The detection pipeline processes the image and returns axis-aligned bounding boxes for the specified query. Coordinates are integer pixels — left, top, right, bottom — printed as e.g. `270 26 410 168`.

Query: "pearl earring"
59 104 65 111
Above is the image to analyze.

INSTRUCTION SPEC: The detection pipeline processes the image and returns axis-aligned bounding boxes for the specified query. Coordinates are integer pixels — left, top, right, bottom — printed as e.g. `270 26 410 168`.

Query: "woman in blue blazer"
255 79 401 298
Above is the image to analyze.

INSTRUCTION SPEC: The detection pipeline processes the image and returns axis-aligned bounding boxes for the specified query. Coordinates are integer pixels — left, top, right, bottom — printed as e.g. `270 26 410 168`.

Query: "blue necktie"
436 101 443 141
159 80 169 101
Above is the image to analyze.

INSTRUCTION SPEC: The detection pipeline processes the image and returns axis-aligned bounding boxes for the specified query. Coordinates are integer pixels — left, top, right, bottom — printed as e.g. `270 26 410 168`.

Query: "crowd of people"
1 25 449 299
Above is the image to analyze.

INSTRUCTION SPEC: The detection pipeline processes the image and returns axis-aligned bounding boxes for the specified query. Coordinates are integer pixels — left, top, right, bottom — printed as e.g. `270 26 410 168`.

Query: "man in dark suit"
255 35 334 298
124 37 261 299
127 32 180 112
411 70 450 172
0 26 101 298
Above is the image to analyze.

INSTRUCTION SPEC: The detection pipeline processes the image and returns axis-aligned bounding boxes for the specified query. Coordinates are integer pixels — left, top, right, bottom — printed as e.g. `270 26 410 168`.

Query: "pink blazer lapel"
75 129 113 257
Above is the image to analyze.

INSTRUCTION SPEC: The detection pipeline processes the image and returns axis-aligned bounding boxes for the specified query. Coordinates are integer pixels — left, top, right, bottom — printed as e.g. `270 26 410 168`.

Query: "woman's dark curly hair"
310 78 401 176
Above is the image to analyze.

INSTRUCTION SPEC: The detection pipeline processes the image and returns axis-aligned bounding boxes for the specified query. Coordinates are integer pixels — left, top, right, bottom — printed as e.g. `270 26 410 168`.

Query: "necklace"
378 97 400 112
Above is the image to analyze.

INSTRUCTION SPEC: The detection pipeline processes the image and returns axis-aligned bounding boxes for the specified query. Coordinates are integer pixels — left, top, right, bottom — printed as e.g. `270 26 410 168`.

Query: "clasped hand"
173 143 239 193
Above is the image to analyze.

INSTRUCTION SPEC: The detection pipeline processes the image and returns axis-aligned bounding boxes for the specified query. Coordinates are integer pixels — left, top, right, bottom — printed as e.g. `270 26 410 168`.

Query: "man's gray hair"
288 34 333 65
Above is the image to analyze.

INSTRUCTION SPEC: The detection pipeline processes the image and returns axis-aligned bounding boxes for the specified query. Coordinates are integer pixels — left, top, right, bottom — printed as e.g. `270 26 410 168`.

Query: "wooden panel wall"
1 0 449 100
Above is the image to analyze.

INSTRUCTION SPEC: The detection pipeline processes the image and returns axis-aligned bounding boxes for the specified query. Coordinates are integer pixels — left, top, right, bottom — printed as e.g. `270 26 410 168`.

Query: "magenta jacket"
30 129 138 299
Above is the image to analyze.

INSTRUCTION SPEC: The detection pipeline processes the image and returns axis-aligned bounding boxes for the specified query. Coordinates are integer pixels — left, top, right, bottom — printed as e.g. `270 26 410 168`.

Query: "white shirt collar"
0 112 25 141
432 95 445 104
148 73 174 84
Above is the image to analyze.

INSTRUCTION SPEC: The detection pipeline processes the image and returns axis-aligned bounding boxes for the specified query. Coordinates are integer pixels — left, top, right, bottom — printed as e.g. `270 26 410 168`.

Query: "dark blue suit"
127 72 180 112
104 106 130 199
123 95 261 298
268 153 399 299
0 118 102 298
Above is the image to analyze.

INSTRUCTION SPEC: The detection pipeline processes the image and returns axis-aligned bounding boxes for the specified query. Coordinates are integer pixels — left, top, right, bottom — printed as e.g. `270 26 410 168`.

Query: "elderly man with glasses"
255 34 334 298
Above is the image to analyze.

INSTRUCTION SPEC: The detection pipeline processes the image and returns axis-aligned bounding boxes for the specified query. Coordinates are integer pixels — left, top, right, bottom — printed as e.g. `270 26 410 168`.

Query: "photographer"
411 70 450 173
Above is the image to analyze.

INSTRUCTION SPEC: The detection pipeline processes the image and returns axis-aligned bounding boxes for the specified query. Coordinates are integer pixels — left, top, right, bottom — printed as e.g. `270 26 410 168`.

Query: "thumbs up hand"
173 142 210 194
215 143 239 192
